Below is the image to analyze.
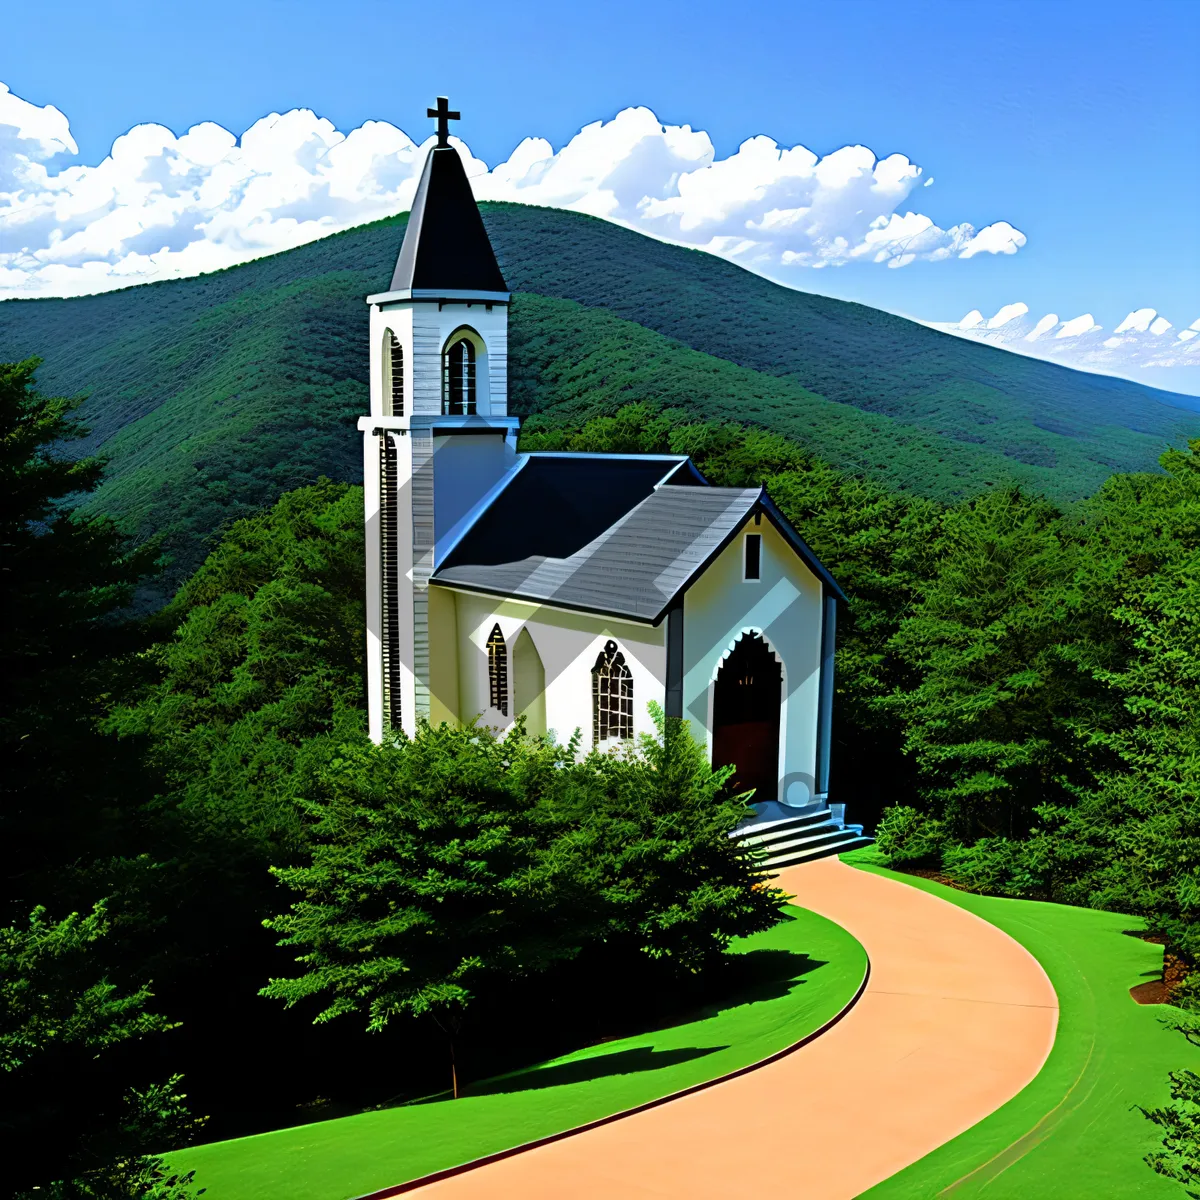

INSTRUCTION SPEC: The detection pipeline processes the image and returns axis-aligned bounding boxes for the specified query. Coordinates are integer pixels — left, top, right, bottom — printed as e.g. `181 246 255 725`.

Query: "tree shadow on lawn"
393 923 828 1109
451 943 827 1099
725 945 828 1004
465 1044 729 1096
654 945 829 1031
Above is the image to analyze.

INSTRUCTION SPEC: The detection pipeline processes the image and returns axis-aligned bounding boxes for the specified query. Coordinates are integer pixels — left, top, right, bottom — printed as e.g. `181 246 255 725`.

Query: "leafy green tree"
1 905 202 1198
0 358 201 1197
1 904 168 1073
871 805 946 866
1142 1064 1200 1192
1032 441 1200 956
261 724 597 1096
1 357 157 898
575 706 785 972
884 487 1089 842
101 481 370 1130
112 477 366 865
1141 994 1200 1193
262 713 783 1095
15 1077 205 1200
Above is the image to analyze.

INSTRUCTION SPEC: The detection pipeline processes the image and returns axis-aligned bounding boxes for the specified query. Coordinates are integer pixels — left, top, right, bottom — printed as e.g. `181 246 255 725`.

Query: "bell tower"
359 99 519 743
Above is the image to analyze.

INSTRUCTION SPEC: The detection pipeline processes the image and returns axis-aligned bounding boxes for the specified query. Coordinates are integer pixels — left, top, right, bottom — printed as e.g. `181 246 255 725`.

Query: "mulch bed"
894 866 969 891
1126 931 1192 1006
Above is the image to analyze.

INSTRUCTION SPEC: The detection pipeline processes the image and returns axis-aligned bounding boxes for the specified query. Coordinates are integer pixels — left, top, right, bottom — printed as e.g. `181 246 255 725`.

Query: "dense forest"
2 205 1197 1195
3 352 1196 1194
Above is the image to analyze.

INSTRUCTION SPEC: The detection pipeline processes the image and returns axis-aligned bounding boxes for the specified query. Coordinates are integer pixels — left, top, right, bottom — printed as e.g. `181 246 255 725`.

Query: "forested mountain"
1 202 1196 590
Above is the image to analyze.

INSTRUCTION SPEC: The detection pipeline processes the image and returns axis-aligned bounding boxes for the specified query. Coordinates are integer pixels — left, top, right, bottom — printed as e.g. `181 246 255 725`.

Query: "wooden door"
712 633 782 802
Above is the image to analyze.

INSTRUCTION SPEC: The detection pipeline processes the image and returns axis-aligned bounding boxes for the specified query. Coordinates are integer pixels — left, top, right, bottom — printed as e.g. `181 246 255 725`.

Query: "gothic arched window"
592 639 633 745
443 335 476 415
487 623 508 715
385 331 404 416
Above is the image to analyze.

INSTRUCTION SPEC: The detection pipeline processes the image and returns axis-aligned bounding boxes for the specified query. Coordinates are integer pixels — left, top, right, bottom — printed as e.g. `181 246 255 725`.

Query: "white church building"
358 103 865 849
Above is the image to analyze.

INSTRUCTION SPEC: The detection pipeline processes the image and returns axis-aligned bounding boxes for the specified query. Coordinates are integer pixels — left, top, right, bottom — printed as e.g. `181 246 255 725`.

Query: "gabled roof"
432 453 846 623
389 146 508 294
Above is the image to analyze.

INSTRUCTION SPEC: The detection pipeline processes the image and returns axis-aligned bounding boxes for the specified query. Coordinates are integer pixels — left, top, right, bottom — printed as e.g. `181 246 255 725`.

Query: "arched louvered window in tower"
443 336 476 415
385 331 404 416
592 639 633 745
487 623 508 715
379 434 402 732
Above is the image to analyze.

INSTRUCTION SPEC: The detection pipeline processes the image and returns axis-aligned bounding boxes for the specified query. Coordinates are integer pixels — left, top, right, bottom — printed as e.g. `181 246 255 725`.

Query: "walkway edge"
351 953 872 1200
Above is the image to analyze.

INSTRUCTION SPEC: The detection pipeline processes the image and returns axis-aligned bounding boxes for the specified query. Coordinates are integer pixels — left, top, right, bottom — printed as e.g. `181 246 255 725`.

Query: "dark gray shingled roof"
435 484 758 622
390 146 508 294
434 477 846 622
433 452 845 621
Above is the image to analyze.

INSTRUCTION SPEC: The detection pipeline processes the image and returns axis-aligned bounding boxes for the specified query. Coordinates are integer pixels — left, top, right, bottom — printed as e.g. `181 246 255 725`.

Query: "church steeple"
362 98 518 745
389 98 507 295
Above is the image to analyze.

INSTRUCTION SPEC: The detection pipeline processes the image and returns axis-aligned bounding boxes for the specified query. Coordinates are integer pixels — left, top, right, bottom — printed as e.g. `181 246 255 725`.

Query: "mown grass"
842 849 1197 1199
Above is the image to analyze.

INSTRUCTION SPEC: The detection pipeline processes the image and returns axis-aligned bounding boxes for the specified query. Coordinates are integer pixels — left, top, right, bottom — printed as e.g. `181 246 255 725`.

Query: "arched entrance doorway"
712 632 782 803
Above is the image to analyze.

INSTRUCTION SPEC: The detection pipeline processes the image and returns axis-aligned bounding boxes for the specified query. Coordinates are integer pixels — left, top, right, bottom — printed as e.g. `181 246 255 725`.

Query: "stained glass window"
487 623 508 715
592 639 633 744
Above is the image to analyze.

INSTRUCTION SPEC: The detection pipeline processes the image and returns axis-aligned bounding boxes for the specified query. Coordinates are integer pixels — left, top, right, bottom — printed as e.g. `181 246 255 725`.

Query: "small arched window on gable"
487 623 508 716
384 331 404 416
443 335 476 415
592 639 633 745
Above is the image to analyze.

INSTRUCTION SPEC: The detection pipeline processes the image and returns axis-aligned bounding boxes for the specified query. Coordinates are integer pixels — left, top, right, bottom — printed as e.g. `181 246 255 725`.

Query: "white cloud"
1055 313 1101 338
1026 313 1059 341
0 81 76 165
0 83 1028 299
958 221 1027 258
986 301 1028 329
1115 307 1158 334
929 301 1200 381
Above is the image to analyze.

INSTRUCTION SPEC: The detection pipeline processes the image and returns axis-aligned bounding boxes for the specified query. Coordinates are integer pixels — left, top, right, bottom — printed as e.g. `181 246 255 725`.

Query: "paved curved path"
404 857 1059 1199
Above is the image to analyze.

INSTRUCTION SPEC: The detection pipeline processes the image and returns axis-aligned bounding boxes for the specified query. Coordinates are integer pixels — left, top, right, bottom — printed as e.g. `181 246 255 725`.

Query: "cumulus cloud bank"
933 302 1200 379
0 80 1027 300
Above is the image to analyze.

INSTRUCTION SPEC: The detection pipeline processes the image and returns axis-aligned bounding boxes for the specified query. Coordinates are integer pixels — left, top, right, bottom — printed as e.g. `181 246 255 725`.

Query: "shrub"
577 705 786 973
873 805 946 865
262 711 785 1094
942 837 1047 898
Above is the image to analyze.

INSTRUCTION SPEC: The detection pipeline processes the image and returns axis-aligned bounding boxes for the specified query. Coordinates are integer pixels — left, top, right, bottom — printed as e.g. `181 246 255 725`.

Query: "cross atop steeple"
427 96 460 148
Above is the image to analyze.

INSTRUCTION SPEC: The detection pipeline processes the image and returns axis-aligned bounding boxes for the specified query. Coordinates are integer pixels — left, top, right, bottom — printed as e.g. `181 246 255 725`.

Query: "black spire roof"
389 145 508 294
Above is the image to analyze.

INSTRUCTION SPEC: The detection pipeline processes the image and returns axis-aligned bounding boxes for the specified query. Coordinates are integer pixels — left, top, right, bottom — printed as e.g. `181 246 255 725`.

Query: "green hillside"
1 202 1196 587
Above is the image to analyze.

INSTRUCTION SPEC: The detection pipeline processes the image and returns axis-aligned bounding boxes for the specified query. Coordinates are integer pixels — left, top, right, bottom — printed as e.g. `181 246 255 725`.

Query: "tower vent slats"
389 332 404 416
379 434 402 731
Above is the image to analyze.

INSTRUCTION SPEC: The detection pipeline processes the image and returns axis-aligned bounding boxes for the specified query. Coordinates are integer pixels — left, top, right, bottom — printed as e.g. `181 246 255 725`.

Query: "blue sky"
2 0 1197 359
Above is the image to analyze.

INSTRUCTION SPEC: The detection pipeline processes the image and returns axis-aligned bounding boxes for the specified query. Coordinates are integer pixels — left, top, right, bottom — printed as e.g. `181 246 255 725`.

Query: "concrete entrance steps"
734 806 873 870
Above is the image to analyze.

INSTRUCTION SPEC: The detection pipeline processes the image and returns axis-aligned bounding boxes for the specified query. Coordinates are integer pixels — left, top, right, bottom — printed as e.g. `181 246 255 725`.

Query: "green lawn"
170 904 866 1200
843 850 1198 1199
